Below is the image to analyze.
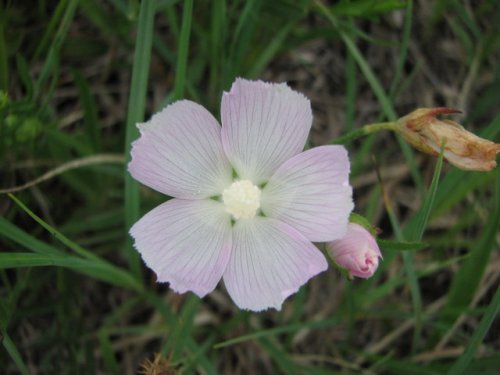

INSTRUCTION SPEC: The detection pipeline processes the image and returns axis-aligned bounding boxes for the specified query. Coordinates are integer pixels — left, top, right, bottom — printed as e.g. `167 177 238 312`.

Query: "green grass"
124 0 156 279
1 0 499 373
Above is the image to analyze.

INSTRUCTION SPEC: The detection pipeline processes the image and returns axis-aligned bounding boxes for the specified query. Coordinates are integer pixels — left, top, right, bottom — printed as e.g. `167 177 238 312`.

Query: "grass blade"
1 332 30 375
247 22 294 78
377 239 429 252
2 196 142 291
124 0 156 278
209 0 227 108
0 252 142 291
9 194 99 260
403 146 445 353
409 144 445 241
0 252 70 268
98 329 120 375
314 0 424 194
73 69 101 152
446 286 500 375
226 0 262 86
166 295 200 361
445 172 500 319
0 216 63 257
0 17 8 91
173 0 193 101
34 0 79 97
389 0 413 98
345 23 357 133
214 317 340 349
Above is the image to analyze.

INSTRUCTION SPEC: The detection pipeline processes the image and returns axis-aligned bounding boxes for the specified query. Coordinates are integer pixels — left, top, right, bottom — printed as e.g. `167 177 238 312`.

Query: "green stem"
332 121 398 145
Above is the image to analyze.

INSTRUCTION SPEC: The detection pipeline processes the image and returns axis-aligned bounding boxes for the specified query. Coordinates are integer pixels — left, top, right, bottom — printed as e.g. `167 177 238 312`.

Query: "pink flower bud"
327 223 382 279
396 108 500 172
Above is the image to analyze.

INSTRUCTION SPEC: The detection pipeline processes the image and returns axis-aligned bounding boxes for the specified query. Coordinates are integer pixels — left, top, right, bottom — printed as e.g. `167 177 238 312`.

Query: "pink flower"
327 223 381 279
128 78 353 311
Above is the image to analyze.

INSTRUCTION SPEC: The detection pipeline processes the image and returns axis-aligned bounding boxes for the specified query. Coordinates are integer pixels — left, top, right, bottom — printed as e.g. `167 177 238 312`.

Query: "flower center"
222 180 261 219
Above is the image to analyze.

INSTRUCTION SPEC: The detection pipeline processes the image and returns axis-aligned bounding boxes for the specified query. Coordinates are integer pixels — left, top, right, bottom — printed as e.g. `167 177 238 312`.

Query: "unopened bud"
396 108 500 171
327 223 382 279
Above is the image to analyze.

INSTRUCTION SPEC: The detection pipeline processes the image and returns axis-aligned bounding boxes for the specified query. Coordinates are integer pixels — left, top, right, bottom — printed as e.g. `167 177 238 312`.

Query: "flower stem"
332 122 398 145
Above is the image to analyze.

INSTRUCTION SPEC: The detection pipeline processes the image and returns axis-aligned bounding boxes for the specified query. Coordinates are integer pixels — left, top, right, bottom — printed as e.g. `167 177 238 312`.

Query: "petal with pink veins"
261 145 353 242
223 217 327 311
221 78 312 183
130 199 232 297
129 100 232 199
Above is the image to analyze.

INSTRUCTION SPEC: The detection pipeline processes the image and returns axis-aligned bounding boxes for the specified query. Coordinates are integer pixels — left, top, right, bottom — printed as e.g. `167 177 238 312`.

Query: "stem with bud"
332 122 398 145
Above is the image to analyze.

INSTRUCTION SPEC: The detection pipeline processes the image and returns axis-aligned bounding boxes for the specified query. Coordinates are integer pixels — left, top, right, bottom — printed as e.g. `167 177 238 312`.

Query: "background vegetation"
1 0 499 373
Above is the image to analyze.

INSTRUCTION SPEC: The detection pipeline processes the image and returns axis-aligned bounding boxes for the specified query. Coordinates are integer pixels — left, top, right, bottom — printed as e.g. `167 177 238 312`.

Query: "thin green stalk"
124 0 156 278
332 122 397 144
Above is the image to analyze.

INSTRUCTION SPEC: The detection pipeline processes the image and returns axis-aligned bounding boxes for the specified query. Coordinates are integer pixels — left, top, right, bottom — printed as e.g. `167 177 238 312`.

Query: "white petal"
129 100 232 199
223 217 327 311
261 146 353 242
221 78 312 183
130 199 232 297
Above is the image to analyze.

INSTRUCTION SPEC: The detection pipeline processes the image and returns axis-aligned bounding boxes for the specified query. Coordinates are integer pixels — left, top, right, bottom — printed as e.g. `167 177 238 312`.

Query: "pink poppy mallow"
128 78 354 311
327 223 382 279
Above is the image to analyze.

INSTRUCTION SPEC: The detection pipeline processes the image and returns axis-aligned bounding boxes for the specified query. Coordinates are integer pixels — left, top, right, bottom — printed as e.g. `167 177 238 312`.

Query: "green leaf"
349 212 377 234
